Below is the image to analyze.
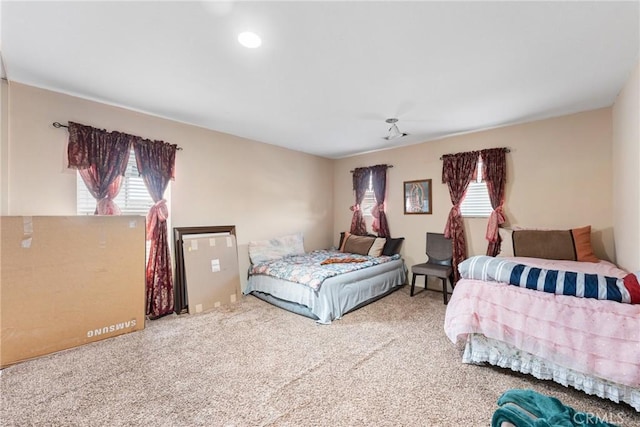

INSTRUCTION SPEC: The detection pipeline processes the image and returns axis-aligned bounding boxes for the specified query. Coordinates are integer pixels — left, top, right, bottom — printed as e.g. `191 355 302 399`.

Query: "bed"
444 227 640 412
244 232 407 324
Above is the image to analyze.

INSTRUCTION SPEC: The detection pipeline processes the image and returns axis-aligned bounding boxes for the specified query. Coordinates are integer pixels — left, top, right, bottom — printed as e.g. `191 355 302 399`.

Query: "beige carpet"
1 286 638 426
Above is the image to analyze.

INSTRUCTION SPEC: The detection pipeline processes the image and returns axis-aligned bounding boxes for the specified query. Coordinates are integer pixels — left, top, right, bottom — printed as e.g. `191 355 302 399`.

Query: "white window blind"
362 174 376 217
460 158 493 218
76 150 154 215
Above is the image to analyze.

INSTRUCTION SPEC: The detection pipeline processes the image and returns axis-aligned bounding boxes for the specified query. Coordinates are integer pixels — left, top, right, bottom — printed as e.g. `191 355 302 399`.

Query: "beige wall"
5 80 624 294
334 109 614 289
1 78 7 215
612 61 640 273
5 82 334 288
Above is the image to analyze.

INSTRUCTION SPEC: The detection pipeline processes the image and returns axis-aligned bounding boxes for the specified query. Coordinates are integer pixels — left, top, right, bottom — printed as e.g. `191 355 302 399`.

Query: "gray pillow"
382 237 404 256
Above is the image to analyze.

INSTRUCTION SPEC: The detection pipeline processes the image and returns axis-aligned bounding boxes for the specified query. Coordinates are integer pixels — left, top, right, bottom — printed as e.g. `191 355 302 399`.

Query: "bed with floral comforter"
245 249 406 324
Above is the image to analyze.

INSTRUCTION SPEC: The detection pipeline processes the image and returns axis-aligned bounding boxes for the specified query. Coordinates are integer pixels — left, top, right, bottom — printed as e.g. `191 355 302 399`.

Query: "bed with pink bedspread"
444 256 640 411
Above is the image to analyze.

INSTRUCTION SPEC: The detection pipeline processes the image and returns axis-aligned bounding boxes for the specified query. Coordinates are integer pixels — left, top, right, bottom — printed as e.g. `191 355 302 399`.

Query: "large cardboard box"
182 234 240 314
0 216 146 368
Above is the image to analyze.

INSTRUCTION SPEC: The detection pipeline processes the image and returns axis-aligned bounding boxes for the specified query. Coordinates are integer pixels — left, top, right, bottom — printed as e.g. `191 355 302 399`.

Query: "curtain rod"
439 147 510 160
52 122 183 150
349 164 393 173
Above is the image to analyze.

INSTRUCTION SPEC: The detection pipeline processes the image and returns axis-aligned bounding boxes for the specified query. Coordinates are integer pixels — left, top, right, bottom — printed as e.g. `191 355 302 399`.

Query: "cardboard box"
182 234 240 313
0 216 146 368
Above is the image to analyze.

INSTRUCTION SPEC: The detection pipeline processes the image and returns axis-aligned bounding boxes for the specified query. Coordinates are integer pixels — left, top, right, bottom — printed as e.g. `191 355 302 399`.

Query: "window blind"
76 150 154 215
460 181 493 217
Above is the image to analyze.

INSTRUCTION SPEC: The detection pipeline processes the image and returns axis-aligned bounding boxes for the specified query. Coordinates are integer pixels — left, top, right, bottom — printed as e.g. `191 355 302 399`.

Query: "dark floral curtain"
350 167 370 236
481 148 508 256
442 151 479 282
370 164 390 238
67 122 132 215
133 138 178 318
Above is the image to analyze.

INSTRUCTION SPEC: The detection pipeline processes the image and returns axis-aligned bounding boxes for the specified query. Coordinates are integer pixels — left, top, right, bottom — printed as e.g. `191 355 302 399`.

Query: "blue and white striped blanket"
459 256 640 304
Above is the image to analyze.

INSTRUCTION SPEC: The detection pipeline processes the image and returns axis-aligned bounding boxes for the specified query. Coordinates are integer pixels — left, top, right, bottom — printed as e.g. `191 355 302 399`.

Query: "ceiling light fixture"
238 31 262 48
384 118 408 140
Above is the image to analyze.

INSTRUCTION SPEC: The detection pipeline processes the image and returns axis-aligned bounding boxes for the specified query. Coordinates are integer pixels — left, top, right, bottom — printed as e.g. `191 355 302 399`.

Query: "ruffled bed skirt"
462 334 640 412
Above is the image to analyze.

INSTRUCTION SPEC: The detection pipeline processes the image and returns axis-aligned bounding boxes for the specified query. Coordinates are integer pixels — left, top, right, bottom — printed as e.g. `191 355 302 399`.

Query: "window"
361 174 376 217
460 158 493 217
76 149 154 215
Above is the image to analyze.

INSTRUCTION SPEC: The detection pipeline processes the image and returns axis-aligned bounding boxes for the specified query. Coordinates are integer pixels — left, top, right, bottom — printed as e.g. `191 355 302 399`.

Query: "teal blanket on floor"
491 389 618 427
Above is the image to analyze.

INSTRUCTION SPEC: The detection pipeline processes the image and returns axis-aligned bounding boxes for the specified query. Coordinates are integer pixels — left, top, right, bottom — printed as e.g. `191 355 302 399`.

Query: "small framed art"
404 179 432 214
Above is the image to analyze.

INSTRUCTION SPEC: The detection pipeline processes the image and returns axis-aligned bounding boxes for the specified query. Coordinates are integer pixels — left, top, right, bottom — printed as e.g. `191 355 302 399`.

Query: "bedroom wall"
612 60 640 273
0 78 8 216
334 109 614 289
4 82 334 289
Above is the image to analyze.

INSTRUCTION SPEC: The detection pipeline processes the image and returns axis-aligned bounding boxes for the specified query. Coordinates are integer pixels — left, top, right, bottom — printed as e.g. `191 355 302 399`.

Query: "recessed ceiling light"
238 32 262 49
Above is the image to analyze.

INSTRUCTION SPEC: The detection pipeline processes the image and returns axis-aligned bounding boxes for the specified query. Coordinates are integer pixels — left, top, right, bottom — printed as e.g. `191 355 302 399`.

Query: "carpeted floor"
1 286 638 426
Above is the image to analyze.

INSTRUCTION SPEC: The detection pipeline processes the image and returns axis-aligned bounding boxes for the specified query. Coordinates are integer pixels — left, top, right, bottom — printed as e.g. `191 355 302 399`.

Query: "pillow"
510 225 599 263
339 231 351 252
340 232 392 257
248 232 305 264
512 229 576 260
382 237 405 256
342 234 377 256
496 228 514 257
368 238 387 257
571 225 599 262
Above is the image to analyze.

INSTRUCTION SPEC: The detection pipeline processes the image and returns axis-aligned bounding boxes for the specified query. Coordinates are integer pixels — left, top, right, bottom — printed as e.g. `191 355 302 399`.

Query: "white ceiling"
2 1 639 159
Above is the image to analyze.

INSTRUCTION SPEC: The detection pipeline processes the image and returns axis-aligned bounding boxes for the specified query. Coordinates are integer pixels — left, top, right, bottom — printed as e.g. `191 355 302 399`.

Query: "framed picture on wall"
404 179 432 214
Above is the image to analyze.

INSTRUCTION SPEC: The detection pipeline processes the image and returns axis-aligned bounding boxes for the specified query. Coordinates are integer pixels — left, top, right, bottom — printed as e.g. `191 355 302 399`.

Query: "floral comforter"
249 249 400 291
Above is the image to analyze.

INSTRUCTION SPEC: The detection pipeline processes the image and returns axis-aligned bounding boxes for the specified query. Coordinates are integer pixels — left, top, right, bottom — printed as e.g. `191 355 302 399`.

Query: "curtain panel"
370 164 390 238
133 139 178 318
442 151 479 282
67 122 133 215
350 167 370 236
481 148 508 256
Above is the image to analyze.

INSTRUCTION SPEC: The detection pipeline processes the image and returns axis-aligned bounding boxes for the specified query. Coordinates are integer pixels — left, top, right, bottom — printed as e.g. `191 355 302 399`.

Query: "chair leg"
410 274 417 296
442 278 448 304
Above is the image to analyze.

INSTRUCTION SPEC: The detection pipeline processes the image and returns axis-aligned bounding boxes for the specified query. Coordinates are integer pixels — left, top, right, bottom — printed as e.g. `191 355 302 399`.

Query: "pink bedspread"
444 257 640 388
